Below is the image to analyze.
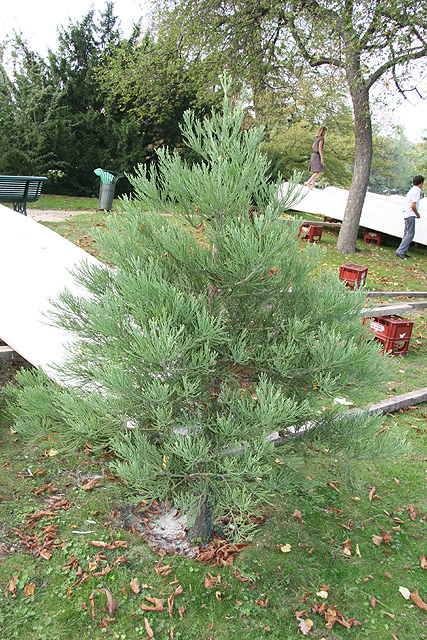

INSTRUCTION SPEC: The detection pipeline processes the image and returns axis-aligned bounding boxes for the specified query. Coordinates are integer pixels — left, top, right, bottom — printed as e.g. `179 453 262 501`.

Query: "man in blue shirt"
395 175 424 259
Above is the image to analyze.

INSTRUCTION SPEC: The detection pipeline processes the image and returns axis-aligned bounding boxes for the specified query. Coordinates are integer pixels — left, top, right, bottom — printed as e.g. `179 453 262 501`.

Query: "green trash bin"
94 169 123 211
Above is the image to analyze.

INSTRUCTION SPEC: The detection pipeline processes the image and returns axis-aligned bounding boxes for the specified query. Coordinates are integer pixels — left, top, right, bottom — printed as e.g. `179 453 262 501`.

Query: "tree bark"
187 492 214 543
336 52 373 254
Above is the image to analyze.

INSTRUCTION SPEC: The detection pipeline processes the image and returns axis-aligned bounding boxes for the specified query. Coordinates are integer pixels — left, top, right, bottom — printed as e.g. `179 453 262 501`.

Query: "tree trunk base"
187 495 213 543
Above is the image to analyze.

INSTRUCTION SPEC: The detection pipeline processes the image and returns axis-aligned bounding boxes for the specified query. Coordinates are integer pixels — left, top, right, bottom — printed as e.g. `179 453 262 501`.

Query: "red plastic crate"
375 336 411 355
339 263 368 289
367 315 414 341
299 224 323 243
363 230 383 246
366 315 414 356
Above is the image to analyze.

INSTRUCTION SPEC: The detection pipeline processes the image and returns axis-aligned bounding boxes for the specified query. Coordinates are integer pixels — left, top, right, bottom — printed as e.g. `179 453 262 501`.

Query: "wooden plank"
0 345 15 363
365 388 427 415
407 301 427 311
366 291 427 298
360 304 413 318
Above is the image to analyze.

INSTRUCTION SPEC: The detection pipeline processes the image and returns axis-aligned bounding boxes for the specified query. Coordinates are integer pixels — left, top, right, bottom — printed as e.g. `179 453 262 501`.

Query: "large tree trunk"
336 55 373 254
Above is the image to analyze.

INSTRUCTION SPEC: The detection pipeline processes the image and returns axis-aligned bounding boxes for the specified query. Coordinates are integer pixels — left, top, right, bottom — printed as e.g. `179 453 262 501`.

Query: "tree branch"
367 45 427 89
290 20 344 69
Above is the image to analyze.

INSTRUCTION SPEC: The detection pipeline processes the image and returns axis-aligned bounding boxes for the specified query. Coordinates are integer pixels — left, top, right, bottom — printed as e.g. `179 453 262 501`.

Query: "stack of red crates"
298 224 323 243
366 315 414 355
339 263 368 289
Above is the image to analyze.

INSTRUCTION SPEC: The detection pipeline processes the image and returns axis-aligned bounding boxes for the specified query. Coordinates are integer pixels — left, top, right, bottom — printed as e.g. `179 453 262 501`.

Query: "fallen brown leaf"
411 590 427 611
8 572 20 595
368 486 377 502
256 598 268 607
144 617 154 638
24 583 35 597
327 482 341 493
34 482 52 495
130 578 139 594
204 573 221 589
168 593 174 617
88 588 117 619
81 478 103 491
292 509 305 523
408 504 417 522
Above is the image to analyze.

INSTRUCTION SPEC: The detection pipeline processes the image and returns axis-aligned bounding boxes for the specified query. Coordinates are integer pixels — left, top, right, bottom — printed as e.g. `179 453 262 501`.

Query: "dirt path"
28 210 95 222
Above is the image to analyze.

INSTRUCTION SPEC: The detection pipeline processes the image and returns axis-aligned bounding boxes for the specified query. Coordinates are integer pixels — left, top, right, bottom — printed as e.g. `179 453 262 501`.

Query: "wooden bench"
0 175 47 216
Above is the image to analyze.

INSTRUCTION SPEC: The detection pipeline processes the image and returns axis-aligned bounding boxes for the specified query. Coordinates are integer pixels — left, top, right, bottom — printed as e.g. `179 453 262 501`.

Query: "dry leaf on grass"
298 618 313 636
411 590 427 611
292 509 305 523
24 583 35 596
87 540 127 550
420 556 427 570
130 578 139 594
8 573 20 595
88 588 117 620
204 573 221 589
408 504 418 521
144 617 154 638
343 538 352 557
81 478 103 491
327 482 341 493
139 596 165 612
168 593 174 617
256 598 268 607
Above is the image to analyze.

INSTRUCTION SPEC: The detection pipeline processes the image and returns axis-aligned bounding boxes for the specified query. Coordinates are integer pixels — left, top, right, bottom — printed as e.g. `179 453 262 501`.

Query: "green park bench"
0 175 47 216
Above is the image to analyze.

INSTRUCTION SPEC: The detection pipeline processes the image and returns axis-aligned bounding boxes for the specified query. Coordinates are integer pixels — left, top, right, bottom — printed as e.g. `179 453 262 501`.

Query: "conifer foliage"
6 76 389 541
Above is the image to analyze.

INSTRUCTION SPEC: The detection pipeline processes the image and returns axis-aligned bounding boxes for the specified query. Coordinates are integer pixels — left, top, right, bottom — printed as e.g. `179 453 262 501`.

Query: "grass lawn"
28 194 113 212
1 208 427 640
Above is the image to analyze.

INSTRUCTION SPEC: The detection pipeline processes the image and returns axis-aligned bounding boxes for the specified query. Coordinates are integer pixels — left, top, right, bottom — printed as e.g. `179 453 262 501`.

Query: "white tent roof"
286 184 427 245
0 205 108 379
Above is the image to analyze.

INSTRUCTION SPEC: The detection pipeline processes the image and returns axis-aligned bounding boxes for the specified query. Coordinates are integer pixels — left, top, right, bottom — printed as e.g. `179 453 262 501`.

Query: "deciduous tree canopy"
156 0 427 251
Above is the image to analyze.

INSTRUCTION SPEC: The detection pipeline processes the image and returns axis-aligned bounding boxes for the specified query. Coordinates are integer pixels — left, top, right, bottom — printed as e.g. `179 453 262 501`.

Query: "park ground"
1 195 427 640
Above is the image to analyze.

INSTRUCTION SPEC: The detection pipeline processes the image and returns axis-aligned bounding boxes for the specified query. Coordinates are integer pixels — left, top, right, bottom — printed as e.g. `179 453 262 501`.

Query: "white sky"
1 0 426 144
0 1 150 52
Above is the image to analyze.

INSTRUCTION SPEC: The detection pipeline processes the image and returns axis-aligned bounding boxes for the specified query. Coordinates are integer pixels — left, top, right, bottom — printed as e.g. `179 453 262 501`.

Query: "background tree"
96 31 220 166
369 128 415 195
5 77 393 542
154 0 427 252
0 38 61 177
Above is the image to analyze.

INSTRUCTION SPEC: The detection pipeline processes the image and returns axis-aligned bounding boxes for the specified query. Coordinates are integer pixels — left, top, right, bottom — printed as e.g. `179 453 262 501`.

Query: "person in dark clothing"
306 125 328 189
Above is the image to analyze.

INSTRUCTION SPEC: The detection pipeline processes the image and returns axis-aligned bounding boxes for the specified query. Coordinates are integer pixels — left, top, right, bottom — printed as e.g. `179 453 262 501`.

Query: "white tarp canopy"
0 204 107 379
287 184 427 245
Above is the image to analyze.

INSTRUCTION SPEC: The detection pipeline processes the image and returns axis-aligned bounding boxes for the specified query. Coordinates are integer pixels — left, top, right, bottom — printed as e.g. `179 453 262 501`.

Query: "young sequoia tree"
6 77 392 541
